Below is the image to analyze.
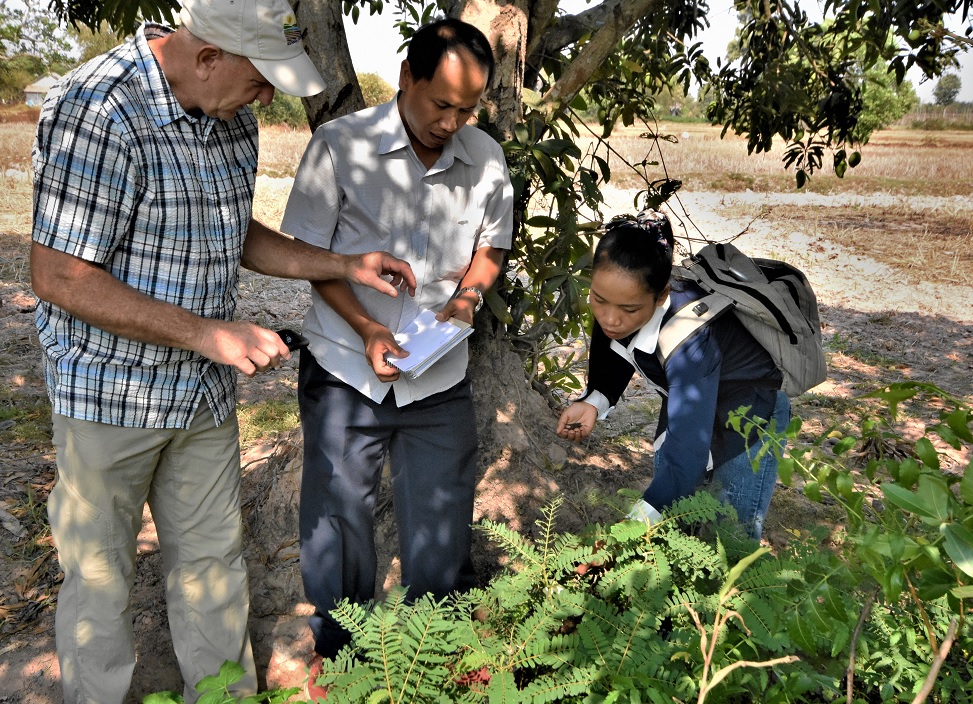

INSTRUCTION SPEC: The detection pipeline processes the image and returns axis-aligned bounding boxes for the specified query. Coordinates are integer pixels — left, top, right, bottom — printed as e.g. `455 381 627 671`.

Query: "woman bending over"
557 211 789 539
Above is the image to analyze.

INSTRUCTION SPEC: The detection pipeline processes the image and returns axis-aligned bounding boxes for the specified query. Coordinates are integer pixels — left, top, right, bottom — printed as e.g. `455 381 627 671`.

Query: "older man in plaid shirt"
29 1 414 702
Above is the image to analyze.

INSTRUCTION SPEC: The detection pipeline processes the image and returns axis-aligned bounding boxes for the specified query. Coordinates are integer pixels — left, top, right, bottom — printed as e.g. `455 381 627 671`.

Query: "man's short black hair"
406 18 495 85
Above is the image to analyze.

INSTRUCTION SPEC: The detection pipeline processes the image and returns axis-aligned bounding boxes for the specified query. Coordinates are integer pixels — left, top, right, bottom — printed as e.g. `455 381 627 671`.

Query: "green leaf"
951 585 973 599
960 461 973 505
946 408 973 442
719 547 770 600
916 567 957 601
942 523 973 578
142 694 183 704
514 123 530 144
832 436 857 456
836 471 855 500
914 437 940 470
916 474 952 522
896 457 920 487
881 483 936 519
524 215 559 228
804 481 822 502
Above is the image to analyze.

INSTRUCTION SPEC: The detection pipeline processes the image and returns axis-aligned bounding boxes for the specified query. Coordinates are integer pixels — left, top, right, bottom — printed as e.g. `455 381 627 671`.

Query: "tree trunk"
455 0 528 135
292 0 366 128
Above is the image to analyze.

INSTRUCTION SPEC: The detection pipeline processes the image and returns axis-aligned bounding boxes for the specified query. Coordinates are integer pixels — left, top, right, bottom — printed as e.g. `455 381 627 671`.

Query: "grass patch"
0 393 52 446
237 397 300 447
256 123 312 179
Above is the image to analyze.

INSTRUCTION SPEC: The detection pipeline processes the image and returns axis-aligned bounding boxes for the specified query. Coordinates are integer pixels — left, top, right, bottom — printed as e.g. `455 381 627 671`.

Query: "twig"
846 587 877 704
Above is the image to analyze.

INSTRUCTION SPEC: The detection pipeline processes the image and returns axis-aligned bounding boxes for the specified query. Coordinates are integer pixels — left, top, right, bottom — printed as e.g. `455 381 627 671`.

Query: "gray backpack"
657 242 827 397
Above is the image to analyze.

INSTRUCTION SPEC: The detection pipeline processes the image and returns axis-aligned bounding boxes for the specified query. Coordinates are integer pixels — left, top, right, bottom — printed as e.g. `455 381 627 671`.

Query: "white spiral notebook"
383 308 473 379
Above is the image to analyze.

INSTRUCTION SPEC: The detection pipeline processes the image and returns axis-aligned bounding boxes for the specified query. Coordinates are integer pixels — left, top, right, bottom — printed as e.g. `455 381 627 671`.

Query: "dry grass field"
1 110 972 701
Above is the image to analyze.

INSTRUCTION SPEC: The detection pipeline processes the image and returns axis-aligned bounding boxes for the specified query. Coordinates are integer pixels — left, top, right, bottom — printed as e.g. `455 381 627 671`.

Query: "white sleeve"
626 499 663 524
580 389 613 420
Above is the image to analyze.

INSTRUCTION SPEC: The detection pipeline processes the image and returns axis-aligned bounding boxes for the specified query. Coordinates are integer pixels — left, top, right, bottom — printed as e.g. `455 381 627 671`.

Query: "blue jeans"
713 391 791 539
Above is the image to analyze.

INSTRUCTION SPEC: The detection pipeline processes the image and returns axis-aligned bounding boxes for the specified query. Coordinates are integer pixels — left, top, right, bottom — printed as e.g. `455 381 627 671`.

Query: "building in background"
24 74 60 106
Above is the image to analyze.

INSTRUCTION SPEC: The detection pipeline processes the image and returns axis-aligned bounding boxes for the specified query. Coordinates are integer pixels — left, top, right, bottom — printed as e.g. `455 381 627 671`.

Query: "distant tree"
934 73 962 106
0 0 72 68
250 93 308 129
0 54 44 102
0 0 73 100
71 22 126 63
855 66 919 138
357 72 395 107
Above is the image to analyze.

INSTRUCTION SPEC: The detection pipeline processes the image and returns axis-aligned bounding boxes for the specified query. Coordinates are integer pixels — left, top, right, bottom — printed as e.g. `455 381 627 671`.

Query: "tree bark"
292 0 366 129
455 0 529 136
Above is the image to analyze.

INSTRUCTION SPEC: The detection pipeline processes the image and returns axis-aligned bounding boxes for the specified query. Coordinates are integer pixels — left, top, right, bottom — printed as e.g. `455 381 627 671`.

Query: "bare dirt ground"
1 179 971 702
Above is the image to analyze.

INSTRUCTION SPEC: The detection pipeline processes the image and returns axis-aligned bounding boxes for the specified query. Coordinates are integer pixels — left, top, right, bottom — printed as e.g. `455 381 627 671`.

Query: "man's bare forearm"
31 241 211 352
242 219 348 280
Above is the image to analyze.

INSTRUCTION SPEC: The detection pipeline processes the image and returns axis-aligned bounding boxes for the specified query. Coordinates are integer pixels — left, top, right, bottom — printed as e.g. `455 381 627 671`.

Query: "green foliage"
706 0 968 186
0 55 45 102
49 0 178 36
296 494 819 703
855 65 919 141
743 381 973 702
70 22 127 63
0 0 74 99
934 73 963 106
250 93 309 129
359 72 396 107
142 660 301 703
144 383 973 702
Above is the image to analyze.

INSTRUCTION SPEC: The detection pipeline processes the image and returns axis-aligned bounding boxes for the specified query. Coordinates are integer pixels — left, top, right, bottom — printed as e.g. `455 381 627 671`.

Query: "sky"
343 0 973 104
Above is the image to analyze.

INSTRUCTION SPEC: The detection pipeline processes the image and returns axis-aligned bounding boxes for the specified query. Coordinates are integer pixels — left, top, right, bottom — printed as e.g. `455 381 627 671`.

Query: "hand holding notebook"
383 308 473 379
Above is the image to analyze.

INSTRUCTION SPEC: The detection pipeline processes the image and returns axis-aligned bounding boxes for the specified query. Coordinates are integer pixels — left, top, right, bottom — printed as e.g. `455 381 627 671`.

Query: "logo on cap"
282 13 302 45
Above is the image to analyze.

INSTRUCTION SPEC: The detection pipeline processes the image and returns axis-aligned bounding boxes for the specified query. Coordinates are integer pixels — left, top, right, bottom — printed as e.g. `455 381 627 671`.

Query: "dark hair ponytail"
592 210 675 298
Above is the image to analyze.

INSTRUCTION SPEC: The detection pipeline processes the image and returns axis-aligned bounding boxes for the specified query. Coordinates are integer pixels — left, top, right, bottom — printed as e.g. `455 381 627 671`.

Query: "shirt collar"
135 23 208 129
377 95 474 170
622 293 671 355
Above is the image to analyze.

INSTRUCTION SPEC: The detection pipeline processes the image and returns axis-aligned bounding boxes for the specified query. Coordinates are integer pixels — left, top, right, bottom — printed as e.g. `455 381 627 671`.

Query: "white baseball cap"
179 0 326 97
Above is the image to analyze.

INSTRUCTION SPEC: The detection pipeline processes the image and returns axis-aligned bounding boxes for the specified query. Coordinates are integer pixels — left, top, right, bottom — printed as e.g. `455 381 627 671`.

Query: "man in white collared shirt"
280 17 513 680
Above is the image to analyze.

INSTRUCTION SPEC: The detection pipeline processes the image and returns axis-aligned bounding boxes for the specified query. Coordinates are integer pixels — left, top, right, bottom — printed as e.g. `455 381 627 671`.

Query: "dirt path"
1 185 970 702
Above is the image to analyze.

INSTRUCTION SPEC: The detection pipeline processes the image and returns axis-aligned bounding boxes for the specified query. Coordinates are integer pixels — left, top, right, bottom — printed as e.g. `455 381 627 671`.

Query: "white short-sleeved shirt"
280 98 513 406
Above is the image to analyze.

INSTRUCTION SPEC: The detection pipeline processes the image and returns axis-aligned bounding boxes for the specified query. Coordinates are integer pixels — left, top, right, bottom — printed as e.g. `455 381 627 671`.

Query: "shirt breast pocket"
429 201 481 283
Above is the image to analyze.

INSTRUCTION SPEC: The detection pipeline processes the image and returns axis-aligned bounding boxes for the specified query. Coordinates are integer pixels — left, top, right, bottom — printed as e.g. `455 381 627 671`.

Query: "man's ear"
195 45 221 81
398 59 411 91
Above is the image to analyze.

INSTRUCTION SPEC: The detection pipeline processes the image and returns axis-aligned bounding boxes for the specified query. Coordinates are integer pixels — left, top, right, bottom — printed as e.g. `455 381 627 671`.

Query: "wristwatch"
454 286 484 314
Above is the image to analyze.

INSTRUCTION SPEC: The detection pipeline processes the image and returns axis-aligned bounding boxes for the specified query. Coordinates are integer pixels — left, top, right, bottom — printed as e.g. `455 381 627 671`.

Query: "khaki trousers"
48 400 257 704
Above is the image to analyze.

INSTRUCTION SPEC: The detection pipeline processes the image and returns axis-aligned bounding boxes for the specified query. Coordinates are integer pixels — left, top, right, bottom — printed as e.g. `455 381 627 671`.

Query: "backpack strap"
657 291 733 364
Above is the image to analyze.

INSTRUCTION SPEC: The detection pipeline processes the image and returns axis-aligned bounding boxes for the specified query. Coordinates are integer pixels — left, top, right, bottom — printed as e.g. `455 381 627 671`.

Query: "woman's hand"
556 402 597 441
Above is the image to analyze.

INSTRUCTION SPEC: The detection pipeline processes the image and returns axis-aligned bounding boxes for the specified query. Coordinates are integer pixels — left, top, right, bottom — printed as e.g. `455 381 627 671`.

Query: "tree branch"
526 0 613 64
536 0 659 119
846 587 877 704
911 617 960 704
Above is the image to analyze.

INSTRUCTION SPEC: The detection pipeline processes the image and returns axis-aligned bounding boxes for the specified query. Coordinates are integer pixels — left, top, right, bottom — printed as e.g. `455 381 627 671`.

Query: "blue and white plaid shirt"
32 24 259 429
